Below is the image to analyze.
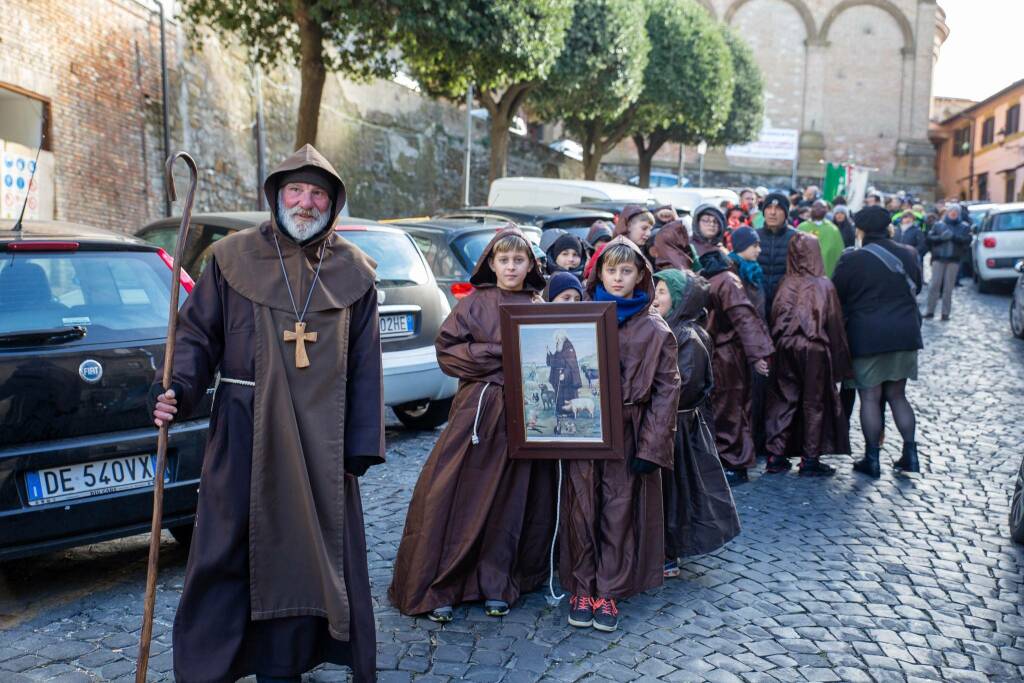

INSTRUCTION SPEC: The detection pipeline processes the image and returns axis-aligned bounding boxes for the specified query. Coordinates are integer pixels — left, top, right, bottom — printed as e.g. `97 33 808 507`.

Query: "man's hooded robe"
161 145 384 682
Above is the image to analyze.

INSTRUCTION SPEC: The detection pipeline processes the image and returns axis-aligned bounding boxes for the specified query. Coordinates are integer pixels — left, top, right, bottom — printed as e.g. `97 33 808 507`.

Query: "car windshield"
339 230 431 285
451 230 543 272
992 211 1024 232
969 210 989 225
0 251 186 344
543 218 606 240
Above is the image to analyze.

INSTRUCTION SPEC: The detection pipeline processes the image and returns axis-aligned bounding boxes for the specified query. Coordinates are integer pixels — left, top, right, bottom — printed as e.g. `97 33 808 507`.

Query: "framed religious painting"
499 302 624 460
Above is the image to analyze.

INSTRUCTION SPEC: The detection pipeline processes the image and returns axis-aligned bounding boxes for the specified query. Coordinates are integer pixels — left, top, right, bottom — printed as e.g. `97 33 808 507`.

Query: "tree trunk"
634 134 653 188
294 4 326 149
488 111 511 185
582 123 602 180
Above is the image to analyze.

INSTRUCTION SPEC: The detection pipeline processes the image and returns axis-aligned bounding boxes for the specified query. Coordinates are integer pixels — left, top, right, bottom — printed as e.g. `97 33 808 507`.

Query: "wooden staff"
136 152 198 682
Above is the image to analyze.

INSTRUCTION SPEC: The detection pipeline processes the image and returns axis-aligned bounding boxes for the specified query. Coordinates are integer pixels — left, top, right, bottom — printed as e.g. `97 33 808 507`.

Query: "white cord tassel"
471 382 491 445
546 459 566 606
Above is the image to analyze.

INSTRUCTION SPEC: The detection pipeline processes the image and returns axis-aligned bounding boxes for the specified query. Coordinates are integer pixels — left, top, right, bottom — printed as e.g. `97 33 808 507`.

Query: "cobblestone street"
3 281 1024 683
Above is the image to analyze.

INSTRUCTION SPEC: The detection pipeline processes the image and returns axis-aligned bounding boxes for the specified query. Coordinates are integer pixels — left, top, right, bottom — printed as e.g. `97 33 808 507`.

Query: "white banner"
725 128 799 161
1 140 55 221
846 167 870 212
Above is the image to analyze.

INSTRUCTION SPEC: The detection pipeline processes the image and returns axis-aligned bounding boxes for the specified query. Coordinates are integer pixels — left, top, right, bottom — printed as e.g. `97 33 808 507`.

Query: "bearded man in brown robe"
151 144 384 683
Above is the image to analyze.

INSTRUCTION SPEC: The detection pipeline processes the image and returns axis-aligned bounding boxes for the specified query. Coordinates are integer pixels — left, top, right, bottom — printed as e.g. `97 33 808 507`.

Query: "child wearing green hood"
652 269 741 578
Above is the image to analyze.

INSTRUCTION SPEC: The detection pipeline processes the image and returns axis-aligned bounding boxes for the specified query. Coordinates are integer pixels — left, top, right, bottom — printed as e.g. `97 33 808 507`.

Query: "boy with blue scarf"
728 227 767 320
560 237 680 633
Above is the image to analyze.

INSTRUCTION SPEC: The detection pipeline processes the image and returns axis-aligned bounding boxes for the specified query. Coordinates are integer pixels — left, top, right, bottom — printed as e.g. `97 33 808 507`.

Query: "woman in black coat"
831 206 923 477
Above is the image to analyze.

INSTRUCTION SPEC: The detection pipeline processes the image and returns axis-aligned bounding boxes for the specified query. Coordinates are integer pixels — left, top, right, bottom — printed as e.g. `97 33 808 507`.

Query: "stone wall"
0 0 596 234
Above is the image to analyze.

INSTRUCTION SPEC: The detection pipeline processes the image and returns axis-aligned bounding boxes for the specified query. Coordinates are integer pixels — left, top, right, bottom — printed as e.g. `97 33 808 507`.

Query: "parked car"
136 213 458 430
972 202 1024 293
0 220 206 560
388 217 544 308
487 177 653 207
650 187 740 213
439 206 613 242
628 172 690 188
962 201 999 230
1010 260 1024 340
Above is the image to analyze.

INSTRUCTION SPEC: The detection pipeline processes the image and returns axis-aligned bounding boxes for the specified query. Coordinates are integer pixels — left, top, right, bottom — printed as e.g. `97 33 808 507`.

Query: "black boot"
853 445 881 478
894 441 920 473
798 458 835 477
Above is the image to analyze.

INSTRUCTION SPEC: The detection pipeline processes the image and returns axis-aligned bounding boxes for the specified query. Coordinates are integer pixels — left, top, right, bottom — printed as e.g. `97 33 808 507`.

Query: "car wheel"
977 276 996 294
394 398 454 430
169 524 194 548
1012 293 1024 339
1010 457 1024 544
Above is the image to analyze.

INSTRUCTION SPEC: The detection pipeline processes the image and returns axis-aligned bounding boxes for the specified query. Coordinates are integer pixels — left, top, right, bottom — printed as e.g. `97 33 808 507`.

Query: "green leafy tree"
706 28 764 148
530 0 651 180
180 0 396 148
396 0 574 183
630 0 733 188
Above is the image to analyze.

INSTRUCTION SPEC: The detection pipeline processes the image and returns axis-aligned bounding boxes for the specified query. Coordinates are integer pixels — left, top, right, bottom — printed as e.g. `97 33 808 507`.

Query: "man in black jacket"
924 205 972 321
757 192 797 311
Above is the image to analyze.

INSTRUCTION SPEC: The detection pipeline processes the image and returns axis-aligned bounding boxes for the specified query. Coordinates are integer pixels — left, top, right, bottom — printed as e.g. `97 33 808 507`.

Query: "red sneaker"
592 597 619 632
567 594 593 628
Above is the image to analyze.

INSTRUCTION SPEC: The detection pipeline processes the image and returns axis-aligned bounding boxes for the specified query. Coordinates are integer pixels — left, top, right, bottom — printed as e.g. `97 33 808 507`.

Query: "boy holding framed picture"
560 237 681 632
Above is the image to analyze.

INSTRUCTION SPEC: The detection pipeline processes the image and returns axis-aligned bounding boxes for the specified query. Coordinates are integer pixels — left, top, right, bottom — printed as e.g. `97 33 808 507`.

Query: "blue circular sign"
16 177 25 190
3 175 11 188
16 159 25 172
79 360 103 384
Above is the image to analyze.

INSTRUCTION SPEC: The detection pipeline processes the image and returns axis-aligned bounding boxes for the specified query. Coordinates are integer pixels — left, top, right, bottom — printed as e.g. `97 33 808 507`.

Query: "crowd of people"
150 143 978 680
391 183 979 636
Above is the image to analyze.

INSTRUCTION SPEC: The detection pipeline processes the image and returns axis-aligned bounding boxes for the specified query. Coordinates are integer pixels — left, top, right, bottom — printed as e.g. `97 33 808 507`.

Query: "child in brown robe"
764 232 852 476
560 237 680 633
389 228 556 622
652 269 740 578
691 204 774 484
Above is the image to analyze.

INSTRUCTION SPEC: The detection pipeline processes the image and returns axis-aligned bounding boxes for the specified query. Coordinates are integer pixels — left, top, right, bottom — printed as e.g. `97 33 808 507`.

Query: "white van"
487 177 653 207
651 187 739 213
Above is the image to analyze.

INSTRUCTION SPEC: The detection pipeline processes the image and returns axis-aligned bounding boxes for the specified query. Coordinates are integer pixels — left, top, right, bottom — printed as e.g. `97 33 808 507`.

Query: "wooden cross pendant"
283 321 318 368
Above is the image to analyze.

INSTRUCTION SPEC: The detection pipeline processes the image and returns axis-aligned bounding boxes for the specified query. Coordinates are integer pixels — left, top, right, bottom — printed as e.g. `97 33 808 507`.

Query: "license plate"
380 314 414 338
25 455 169 506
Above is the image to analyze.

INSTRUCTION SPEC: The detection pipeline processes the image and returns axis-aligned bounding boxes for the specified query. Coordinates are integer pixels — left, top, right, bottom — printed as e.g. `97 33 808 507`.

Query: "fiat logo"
79 359 103 384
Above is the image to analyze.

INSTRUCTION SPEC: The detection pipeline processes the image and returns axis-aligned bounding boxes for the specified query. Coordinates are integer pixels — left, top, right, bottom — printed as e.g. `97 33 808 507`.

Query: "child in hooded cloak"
652 269 740 578
390 228 556 623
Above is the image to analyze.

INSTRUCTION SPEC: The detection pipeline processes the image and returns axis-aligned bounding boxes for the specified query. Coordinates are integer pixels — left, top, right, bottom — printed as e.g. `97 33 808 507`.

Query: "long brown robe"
652 220 696 272
164 145 383 682
389 229 556 615
701 250 774 471
657 272 741 559
548 338 583 414
765 233 852 460
559 237 680 600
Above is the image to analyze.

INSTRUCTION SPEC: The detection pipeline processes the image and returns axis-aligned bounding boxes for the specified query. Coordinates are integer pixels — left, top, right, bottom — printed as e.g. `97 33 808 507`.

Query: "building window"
981 117 995 146
953 126 971 157
1006 104 1021 136
0 84 50 150
1006 172 1017 203
977 172 989 200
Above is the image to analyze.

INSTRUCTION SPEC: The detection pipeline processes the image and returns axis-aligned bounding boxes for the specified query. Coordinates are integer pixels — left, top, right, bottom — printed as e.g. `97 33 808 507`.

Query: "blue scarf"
728 252 764 290
594 284 650 325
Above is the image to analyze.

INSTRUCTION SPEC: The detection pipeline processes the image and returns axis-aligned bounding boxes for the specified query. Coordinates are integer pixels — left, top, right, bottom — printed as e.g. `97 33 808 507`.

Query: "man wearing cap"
151 144 384 682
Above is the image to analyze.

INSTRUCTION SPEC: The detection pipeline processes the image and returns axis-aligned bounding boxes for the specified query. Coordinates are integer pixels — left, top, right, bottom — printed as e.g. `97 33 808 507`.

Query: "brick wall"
0 0 164 232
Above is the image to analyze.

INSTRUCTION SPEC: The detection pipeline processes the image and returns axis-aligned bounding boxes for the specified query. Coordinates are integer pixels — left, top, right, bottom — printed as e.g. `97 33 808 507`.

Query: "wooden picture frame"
500 302 624 460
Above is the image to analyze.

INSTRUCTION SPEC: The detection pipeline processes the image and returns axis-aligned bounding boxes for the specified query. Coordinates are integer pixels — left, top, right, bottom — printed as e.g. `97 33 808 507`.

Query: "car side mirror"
1015 260 1024 274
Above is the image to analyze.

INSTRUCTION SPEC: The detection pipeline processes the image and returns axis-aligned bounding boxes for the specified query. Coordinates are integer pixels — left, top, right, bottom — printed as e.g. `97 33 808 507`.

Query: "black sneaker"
724 468 749 486
663 559 680 578
427 606 453 623
484 600 509 617
567 594 594 628
765 455 792 474
941 315 950 321
592 598 619 632
798 459 836 477
923 313 935 319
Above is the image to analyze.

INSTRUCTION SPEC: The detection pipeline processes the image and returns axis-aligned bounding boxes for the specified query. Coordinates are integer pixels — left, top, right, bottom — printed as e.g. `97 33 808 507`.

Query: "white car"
651 187 740 214
972 202 1024 293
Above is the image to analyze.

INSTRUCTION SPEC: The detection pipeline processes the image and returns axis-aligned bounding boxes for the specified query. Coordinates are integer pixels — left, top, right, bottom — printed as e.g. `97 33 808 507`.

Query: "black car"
437 206 613 242
136 213 458 429
0 220 206 560
389 217 544 308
